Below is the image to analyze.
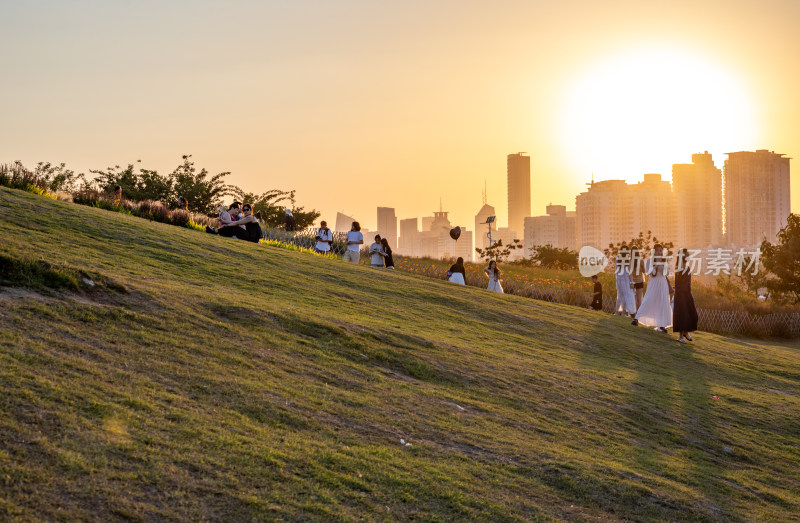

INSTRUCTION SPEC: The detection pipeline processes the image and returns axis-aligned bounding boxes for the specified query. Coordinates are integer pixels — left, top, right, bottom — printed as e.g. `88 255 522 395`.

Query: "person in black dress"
673 248 698 343
590 274 603 310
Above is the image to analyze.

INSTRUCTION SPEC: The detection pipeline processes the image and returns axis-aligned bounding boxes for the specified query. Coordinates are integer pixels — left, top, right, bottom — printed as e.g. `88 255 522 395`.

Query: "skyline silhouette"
1 1 798 230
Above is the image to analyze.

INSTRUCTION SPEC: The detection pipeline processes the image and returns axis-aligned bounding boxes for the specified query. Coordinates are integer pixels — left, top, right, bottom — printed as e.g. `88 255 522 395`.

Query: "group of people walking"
609 244 698 344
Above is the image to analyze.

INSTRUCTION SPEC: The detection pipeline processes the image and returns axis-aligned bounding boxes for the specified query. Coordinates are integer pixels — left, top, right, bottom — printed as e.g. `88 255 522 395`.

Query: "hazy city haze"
2 0 798 230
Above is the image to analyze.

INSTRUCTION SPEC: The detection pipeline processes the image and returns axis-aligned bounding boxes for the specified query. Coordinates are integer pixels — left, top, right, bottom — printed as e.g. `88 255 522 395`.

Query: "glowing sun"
560 46 760 182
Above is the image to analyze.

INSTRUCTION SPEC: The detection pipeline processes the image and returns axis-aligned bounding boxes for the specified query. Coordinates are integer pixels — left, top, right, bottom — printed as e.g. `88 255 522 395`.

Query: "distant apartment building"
398 217 419 256
439 228 473 262
507 153 531 238
672 152 724 249
724 150 791 248
524 204 577 255
629 174 677 246
376 207 398 249
474 203 497 252
335 212 357 232
575 180 630 250
575 175 676 250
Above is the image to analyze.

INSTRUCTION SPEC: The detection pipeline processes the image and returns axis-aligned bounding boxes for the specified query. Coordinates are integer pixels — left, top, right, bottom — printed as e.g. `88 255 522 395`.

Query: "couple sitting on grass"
205 201 263 243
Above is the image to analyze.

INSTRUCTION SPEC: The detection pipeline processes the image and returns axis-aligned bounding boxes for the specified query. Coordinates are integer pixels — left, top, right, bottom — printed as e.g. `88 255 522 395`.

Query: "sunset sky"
2 0 798 231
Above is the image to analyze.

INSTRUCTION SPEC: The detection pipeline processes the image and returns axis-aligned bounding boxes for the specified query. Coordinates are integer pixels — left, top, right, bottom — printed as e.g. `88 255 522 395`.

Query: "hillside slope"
1 187 798 521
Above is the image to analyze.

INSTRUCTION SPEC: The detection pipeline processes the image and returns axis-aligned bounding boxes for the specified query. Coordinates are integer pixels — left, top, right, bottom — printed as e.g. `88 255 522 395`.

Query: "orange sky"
2 0 798 231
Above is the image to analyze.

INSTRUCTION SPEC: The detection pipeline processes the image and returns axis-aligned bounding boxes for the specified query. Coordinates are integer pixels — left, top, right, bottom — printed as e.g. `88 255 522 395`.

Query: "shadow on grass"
569 313 732 520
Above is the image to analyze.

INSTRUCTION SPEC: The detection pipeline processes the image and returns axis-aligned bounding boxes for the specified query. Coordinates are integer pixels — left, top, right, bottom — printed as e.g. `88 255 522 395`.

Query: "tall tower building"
507 153 531 238
672 152 724 249
724 150 791 248
376 207 398 249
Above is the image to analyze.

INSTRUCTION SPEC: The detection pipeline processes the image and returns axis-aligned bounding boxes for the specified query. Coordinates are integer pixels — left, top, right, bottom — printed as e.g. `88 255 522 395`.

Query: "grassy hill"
1 186 799 521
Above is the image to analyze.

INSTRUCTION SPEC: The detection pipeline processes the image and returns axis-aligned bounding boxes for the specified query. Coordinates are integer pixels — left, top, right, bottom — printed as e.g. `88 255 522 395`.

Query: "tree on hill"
228 186 320 229
475 238 522 262
605 230 674 258
168 155 232 215
528 244 579 269
760 213 800 303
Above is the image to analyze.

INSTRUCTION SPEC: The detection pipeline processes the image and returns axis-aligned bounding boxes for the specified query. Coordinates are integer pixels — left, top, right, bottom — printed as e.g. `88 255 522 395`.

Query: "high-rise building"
724 150 791 248
575 179 630 250
575 175 676 251
672 152 723 249
421 216 435 232
524 204 577 254
335 212 357 232
474 203 497 252
398 217 419 256
629 174 677 246
376 207 398 249
438 228 473 262
507 153 531 238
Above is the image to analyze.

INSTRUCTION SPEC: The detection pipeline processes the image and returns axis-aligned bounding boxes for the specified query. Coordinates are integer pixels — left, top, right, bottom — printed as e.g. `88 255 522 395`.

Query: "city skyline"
2 1 799 229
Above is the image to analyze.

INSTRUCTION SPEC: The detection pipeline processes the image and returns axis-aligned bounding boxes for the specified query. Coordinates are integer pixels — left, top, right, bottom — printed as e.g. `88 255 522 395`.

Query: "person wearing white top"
368 235 385 267
315 221 333 253
485 260 503 293
614 246 637 317
343 221 363 264
634 244 672 332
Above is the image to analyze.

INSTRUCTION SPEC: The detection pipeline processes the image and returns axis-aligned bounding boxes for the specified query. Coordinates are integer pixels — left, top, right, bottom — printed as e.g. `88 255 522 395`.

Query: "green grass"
1 185 799 521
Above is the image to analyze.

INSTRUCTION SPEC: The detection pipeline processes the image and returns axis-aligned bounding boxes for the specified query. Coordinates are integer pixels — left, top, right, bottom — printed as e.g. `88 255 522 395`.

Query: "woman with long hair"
380 238 395 269
485 260 503 293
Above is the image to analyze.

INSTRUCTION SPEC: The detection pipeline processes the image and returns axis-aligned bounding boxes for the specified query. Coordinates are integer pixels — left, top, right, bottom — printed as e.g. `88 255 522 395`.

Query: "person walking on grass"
485 260 503 293
629 247 645 319
673 248 698 344
590 274 603 310
343 221 363 264
615 245 636 318
634 244 672 333
369 235 385 267
315 220 333 254
380 238 395 270
448 257 466 285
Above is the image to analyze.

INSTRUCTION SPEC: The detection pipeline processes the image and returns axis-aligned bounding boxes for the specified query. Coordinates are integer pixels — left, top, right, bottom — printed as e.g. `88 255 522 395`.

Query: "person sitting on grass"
206 203 242 238
369 235 385 267
225 203 262 243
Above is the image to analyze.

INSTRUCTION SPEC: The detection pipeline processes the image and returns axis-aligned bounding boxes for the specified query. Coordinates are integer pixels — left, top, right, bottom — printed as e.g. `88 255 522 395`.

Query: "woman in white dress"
634 244 672 332
614 246 636 317
485 260 504 293
448 257 466 285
